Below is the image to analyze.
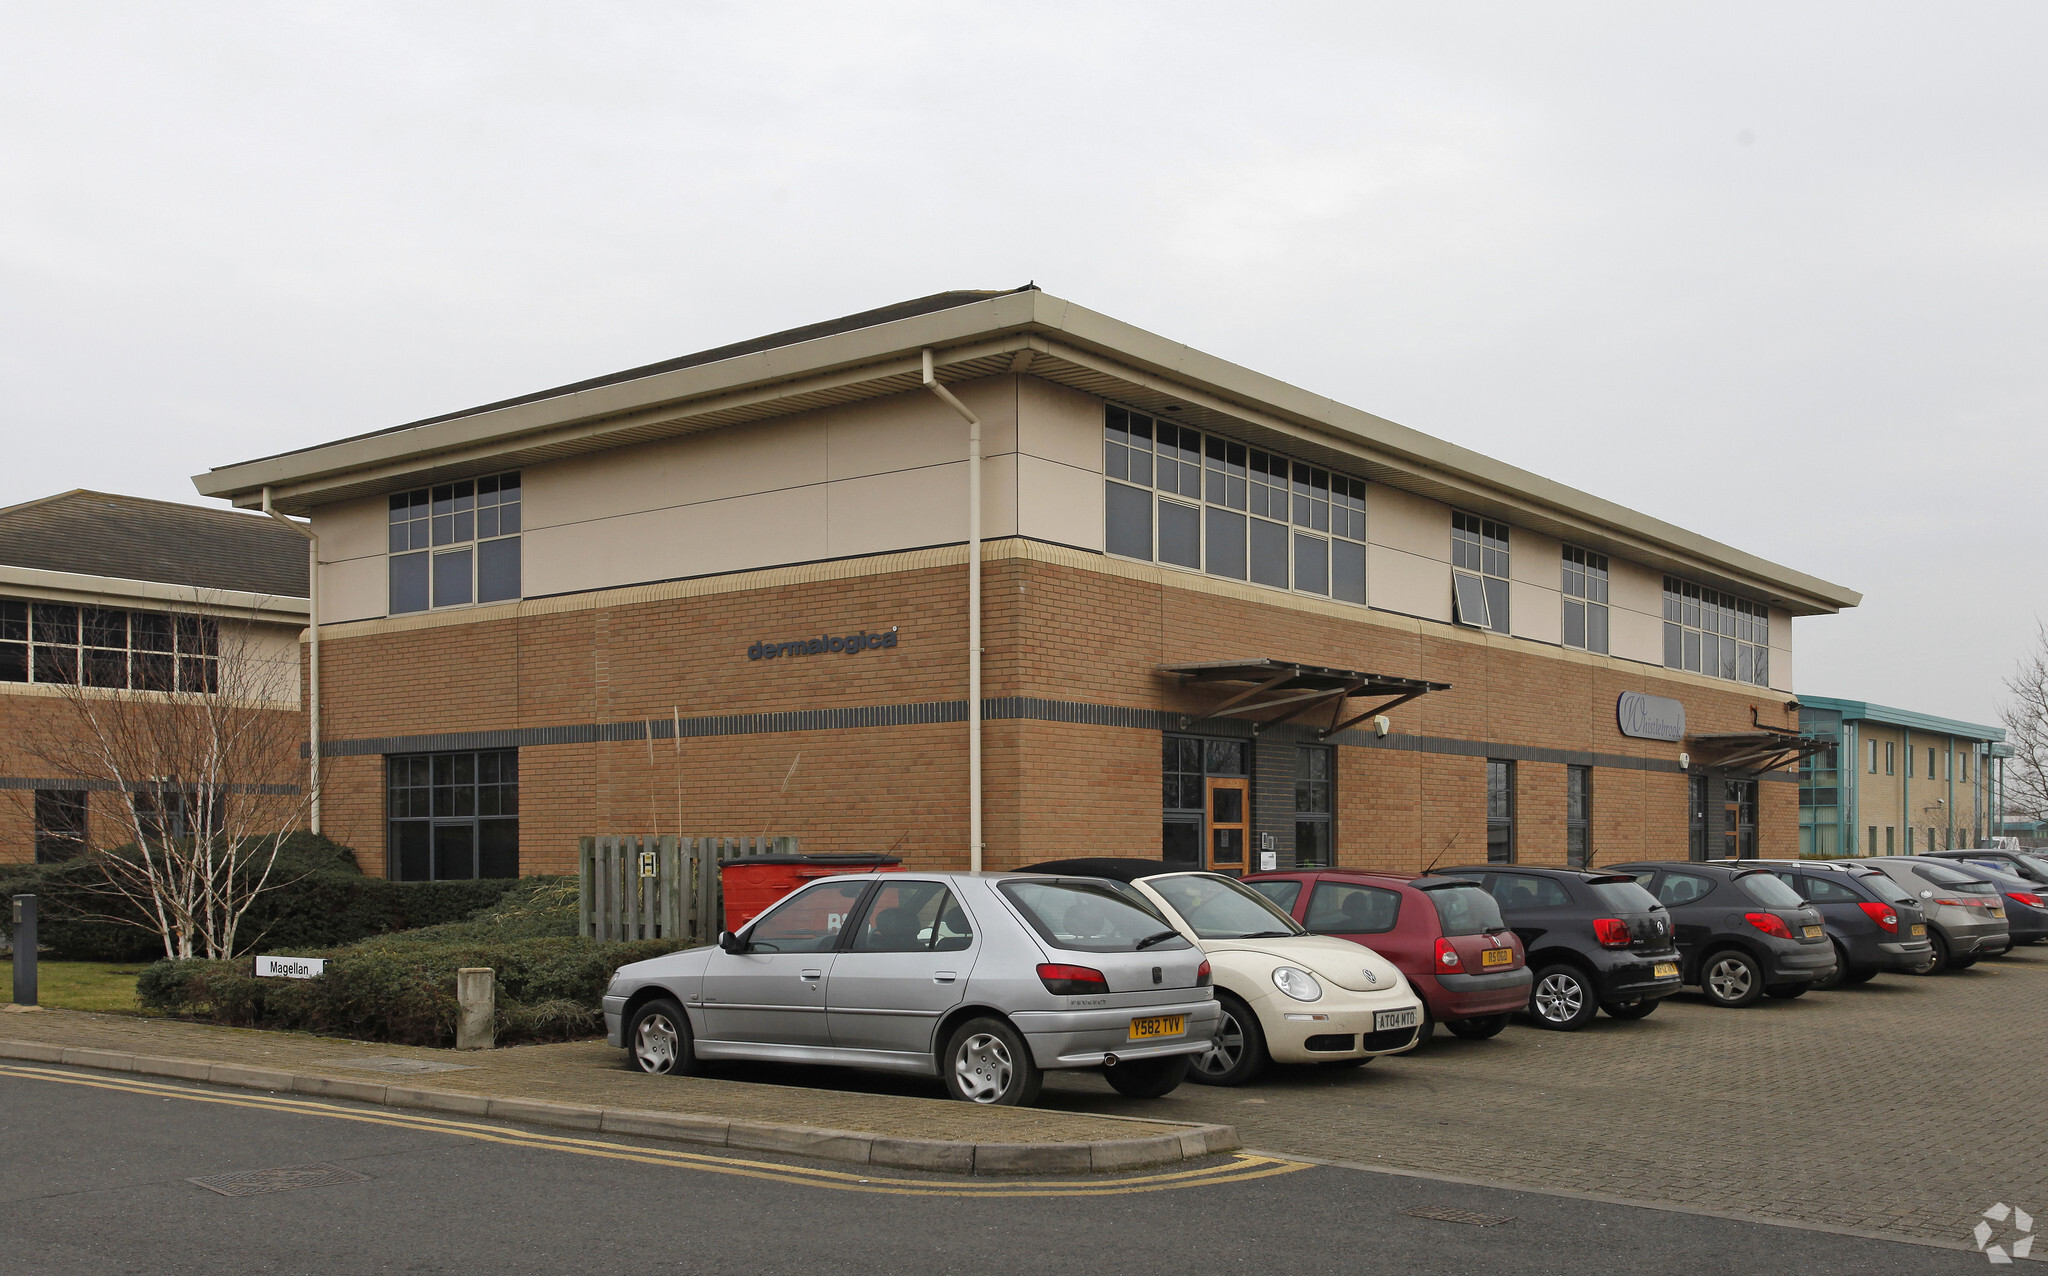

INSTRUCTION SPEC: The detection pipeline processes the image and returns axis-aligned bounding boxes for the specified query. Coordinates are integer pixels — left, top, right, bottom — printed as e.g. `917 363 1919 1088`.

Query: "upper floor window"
1661 577 1768 686
1104 407 1365 604
1451 512 1510 633
0 598 217 693
390 473 521 615
1561 546 1609 653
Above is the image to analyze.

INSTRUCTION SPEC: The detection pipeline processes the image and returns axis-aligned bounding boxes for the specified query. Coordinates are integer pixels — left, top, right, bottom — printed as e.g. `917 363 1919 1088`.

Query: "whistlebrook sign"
1616 692 1686 742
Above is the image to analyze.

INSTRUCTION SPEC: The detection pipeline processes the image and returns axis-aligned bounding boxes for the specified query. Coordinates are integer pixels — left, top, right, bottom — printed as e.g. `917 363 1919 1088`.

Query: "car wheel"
1445 1013 1510 1039
1188 992 1269 1086
942 1017 1042 1106
1841 966 1879 985
1952 955 1978 969
1600 999 1658 1021
1764 983 1811 1000
1925 931 1952 973
1528 965 1598 1031
1415 1007 1436 1044
1701 950 1764 1007
626 997 698 1075
1811 942 1848 991
1103 1053 1190 1099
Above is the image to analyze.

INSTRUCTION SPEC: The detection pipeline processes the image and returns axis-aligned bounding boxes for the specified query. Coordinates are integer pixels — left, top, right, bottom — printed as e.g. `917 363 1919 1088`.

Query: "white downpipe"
922 349 982 872
261 487 321 835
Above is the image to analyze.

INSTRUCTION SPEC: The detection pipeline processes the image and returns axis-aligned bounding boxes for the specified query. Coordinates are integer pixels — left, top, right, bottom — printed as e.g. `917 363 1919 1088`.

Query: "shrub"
137 935 682 1047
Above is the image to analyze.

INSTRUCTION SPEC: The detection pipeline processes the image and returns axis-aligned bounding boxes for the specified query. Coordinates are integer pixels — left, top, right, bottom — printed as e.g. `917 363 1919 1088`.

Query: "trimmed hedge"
137 935 682 1046
0 833 521 961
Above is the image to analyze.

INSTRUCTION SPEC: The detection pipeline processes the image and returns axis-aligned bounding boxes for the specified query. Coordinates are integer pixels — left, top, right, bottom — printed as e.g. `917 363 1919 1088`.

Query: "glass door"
1207 778 1249 872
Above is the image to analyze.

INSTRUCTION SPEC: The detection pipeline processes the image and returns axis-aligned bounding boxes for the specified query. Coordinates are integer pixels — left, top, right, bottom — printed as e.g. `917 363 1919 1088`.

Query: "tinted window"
1588 880 1660 913
1150 873 1306 940
1912 864 1995 894
745 879 872 953
1790 873 1863 904
1857 872 1913 904
1488 873 1571 910
1736 873 1807 908
1105 482 1152 559
1425 884 1504 936
1304 881 1401 934
1655 873 1715 905
851 881 972 953
1245 879 1303 913
1000 880 1187 953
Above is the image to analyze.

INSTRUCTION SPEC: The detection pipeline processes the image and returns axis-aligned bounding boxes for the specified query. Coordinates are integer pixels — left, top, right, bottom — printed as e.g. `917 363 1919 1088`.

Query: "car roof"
1013 857 1214 884
1606 860 1771 878
1434 863 1626 882
1268 867 1481 891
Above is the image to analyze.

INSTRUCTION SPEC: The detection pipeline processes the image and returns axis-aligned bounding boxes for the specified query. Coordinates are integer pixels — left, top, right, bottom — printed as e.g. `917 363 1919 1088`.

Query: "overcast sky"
3 3 2041 725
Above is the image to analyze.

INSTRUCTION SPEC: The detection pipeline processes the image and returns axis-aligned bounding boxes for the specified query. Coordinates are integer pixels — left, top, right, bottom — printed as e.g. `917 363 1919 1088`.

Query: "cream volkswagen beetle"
1023 859 1423 1084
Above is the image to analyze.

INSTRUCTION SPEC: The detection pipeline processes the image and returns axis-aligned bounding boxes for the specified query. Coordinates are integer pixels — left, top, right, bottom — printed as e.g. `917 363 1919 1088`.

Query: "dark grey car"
602 871 1221 1105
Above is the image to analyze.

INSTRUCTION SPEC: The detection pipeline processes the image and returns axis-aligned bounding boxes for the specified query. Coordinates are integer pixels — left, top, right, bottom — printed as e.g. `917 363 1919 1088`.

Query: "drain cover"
311 1055 475 1075
1402 1205 1516 1227
189 1163 371 1197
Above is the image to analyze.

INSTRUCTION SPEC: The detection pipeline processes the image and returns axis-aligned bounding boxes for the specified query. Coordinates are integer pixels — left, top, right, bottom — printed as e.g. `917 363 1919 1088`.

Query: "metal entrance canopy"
1160 659 1451 739
1688 725 1829 773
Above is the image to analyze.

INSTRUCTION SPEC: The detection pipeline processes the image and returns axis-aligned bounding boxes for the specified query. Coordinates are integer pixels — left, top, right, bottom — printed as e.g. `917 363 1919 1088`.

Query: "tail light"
1434 937 1461 970
1196 959 1212 986
1592 918 1633 949
1745 912 1793 939
1856 901 1899 933
1931 898 1965 907
2009 893 2044 909
1037 963 1108 995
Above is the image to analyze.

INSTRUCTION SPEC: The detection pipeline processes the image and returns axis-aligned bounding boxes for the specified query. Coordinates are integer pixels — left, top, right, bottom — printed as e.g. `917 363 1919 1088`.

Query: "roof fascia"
1796 695 2005 742
0 564 309 618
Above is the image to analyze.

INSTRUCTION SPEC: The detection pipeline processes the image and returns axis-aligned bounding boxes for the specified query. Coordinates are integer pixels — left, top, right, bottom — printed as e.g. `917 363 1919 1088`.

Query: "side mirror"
717 930 746 954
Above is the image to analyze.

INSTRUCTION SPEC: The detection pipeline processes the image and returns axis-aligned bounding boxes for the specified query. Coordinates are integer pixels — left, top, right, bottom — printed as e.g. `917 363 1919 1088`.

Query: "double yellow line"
0 1063 1308 1197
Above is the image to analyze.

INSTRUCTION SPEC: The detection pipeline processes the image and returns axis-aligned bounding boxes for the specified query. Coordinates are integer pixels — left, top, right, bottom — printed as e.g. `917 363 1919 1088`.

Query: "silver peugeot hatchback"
603 870 1221 1105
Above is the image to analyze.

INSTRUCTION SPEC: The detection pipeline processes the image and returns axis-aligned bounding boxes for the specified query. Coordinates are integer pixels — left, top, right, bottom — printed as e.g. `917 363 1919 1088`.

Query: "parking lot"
1037 945 2046 1247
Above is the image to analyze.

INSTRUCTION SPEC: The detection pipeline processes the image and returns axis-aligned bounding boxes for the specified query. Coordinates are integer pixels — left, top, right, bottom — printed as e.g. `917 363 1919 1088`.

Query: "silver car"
603 871 1221 1105
1865 857 2012 971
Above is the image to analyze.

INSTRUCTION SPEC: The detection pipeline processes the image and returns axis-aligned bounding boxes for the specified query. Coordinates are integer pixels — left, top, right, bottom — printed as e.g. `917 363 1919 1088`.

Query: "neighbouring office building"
0 491 309 862
1795 698 2006 858
193 287 1859 880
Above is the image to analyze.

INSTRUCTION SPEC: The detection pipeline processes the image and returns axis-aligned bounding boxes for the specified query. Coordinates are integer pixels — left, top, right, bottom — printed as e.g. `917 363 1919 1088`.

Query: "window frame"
386 749 521 880
389 472 522 616
1566 765 1592 868
0 597 218 694
1293 744 1334 868
1660 576 1770 686
1452 512 1511 634
1561 546 1610 654
33 788 88 863
1486 759 1516 864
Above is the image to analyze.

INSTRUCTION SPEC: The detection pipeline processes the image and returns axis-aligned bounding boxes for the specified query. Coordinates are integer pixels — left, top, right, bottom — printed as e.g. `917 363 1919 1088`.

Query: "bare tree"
22 597 310 959
2000 620 2048 826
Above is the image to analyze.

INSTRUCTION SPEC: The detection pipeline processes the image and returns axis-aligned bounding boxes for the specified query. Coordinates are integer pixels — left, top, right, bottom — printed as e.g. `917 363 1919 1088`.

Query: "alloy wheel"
633 1013 680 1074
954 1032 1014 1103
1196 1009 1245 1076
1707 957 1754 1002
1533 972 1584 1024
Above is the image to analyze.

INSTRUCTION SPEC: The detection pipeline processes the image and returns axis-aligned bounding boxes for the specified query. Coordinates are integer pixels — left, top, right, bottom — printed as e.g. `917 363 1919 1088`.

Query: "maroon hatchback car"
1246 870 1532 1040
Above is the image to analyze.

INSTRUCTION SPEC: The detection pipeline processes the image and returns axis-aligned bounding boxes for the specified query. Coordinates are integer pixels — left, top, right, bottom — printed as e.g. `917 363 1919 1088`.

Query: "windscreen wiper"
1135 929 1182 950
1235 930 1296 939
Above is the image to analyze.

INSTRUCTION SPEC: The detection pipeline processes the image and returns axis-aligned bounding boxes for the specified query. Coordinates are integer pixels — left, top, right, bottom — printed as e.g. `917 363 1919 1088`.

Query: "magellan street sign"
254 955 326 979
1617 691 1686 742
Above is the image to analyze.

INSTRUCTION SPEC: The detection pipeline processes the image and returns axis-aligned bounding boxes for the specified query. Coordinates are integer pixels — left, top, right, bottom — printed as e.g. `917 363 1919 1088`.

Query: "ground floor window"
33 789 86 863
387 750 519 880
1295 745 1333 867
1721 779 1757 859
1486 760 1515 863
133 786 224 843
1566 765 1591 868
1689 776 1710 860
1162 735 1247 870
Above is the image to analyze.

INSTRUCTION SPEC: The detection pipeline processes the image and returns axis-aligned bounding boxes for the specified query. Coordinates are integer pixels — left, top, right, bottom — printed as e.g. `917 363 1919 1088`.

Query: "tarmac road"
0 1064 2000 1275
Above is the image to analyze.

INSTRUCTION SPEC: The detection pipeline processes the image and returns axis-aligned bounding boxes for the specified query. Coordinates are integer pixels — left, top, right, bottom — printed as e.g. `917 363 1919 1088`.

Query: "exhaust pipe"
1102 1053 1119 1067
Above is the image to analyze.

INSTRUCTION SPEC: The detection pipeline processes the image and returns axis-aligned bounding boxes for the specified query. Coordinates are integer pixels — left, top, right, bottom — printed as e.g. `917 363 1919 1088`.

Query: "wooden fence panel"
579 834 795 944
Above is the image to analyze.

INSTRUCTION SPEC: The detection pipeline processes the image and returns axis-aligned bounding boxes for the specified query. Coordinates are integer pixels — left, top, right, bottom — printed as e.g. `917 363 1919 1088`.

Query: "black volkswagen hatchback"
1607 862 1835 1007
1436 865 1680 1030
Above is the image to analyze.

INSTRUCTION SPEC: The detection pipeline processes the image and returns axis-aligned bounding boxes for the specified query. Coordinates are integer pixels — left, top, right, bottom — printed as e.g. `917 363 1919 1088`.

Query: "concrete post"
455 967 495 1050
11 896 36 1007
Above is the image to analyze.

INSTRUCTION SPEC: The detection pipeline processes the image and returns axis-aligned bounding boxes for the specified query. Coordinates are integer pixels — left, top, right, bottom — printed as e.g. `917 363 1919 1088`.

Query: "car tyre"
1528 964 1598 1031
942 1017 1042 1106
1925 931 1953 973
1811 942 1848 990
1188 991 1269 1087
1701 949 1765 1007
1444 1013 1510 1040
1600 998 1658 1021
1763 983 1811 1000
626 997 699 1076
1103 1053 1190 1099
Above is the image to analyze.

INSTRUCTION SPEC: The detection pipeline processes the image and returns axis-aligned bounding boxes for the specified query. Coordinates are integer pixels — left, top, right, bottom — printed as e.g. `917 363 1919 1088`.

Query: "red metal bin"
719 853 903 933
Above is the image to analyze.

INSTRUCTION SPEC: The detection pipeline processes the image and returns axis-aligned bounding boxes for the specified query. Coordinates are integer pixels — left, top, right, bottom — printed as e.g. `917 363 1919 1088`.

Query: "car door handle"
800 969 823 981
934 971 957 983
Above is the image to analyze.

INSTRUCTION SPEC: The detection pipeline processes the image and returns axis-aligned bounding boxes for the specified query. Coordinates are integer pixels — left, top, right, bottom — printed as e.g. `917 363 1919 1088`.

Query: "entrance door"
1207 778 1249 872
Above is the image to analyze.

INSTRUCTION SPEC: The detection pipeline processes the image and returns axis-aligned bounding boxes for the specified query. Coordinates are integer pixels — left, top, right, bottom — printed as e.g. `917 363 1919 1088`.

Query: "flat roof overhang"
1161 659 1452 739
1689 727 1831 773
195 289 1861 617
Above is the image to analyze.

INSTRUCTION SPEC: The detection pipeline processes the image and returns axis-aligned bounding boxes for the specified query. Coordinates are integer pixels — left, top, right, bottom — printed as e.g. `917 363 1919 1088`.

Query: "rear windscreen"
1856 872 1913 905
1426 884 1505 936
1588 881 1661 913
1736 873 1809 908
1913 864 1995 894
998 880 1189 953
